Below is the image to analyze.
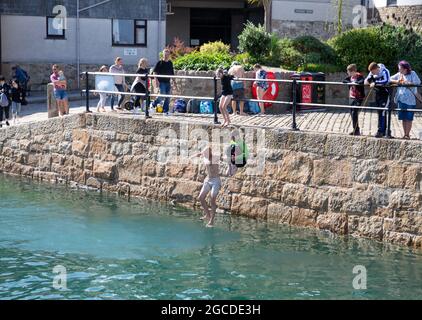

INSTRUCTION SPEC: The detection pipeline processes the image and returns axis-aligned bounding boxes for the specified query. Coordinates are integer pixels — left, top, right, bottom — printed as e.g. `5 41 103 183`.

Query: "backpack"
22 69 30 83
187 99 200 113
231 140 248 168
199 100 213 114
174 99 187 113
0 93 9 107
248 101 261 114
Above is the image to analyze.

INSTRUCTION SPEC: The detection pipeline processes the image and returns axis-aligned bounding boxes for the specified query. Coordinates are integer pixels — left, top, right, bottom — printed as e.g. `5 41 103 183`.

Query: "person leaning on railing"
390 61 421 140
364 62 391 138
343 64 365 136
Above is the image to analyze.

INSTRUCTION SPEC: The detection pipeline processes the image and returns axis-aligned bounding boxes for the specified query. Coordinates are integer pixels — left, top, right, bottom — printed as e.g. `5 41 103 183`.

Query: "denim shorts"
54 90 68 100
398 101 415 122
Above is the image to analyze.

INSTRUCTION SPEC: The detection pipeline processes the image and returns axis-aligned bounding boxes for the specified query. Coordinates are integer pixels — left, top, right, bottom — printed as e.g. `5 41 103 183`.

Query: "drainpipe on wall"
158 0 162 58
76 0 112 89
76 0 80 89
269 0 272 33
0 14 2 75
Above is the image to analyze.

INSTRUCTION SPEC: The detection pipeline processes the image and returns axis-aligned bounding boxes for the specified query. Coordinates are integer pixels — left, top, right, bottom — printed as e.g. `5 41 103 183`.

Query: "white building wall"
1 15 166 66
272 0 362 24
372 0 422 7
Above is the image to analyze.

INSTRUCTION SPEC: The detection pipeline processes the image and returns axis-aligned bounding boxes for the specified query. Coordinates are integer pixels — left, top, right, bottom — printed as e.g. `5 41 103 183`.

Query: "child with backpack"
343 64 365 136
0 75 11 127
10 79 24 124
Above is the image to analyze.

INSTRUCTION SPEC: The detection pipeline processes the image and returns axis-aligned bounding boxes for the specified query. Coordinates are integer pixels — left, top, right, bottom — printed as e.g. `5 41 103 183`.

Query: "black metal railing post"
145 74 151 118
386 86 394 139
85 71 91 113
213 76 219 124
292 79 299 131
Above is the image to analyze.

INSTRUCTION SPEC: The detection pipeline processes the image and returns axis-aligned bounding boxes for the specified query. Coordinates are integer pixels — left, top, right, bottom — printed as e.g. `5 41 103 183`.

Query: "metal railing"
81 71 422 138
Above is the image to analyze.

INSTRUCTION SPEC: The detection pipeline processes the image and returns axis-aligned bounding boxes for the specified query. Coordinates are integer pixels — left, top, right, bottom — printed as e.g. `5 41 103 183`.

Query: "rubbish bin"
291 72 326 111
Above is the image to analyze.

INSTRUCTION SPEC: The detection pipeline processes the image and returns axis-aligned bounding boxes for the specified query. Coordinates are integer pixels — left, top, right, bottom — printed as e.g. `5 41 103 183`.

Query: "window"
112 19 147 46
387 0 397 6
46 16 65 39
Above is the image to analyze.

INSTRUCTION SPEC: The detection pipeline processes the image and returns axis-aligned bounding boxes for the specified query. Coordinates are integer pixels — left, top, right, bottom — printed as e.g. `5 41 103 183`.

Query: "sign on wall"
124 48 138 56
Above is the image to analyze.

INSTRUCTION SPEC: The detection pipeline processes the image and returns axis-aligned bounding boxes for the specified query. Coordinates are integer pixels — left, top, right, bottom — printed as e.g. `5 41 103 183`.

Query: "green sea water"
0 174 421 300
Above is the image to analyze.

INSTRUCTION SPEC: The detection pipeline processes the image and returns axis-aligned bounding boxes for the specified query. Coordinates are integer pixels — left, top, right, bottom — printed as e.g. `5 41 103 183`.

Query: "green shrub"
328 25 422 74
199 41 231 55
293 36 336 59
173 51 233 71
233 53 253 71
238 21 272 63
278 38 303 70
261 33 284 67
297 63 342 74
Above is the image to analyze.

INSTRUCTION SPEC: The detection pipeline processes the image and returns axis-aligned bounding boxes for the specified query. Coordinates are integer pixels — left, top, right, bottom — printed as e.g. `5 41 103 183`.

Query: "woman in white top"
390 61 421 139
109 57 126 111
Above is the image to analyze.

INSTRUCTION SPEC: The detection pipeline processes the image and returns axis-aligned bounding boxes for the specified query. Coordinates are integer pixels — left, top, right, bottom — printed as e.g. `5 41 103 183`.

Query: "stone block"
316 213 348 235
93 161 116 180
312 159 352 187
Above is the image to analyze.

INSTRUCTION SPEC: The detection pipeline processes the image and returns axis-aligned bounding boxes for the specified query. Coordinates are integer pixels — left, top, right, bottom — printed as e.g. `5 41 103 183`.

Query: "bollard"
213 76 219 124
85 71 91 113
47 83 59 118
145 74 151 118
386 87 393 139
292 79 299 131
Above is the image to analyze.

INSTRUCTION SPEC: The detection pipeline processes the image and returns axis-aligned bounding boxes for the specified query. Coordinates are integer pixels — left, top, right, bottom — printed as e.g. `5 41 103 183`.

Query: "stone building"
369 0 422 32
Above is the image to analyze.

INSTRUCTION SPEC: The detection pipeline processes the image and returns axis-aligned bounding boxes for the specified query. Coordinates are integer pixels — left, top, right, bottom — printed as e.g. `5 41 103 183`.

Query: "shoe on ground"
375 132 384 138
350 129 361 136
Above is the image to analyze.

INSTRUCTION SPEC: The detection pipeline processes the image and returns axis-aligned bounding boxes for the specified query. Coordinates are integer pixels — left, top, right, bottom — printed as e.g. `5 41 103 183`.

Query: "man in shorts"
229 62 246 115
193 146 221 228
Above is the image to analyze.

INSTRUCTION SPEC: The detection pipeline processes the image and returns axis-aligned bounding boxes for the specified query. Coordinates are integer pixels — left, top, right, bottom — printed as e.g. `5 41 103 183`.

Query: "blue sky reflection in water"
1 174 422 300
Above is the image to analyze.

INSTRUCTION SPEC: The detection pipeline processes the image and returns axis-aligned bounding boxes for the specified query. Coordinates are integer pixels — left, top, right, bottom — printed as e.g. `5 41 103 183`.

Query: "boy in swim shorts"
193 146 221 228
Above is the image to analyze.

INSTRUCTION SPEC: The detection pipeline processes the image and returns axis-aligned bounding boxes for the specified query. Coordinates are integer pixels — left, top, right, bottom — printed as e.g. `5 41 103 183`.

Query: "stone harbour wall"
375 5 422 33
1 113 422 248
